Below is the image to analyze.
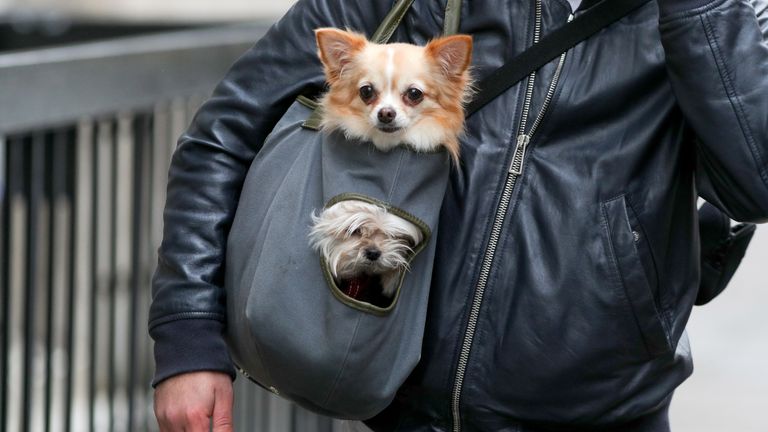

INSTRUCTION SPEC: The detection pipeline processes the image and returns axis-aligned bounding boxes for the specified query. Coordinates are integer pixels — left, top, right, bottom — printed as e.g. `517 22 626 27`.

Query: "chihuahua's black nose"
377 108 396 124
364 248 381 261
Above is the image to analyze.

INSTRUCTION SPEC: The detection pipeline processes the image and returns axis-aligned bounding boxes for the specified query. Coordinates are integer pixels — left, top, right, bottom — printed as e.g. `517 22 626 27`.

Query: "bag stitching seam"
148 312 224 330
322 313 363 407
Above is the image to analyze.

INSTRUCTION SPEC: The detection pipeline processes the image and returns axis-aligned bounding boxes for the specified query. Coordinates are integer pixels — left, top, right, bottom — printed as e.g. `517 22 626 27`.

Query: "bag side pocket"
601 194 671 358
318 193 432 315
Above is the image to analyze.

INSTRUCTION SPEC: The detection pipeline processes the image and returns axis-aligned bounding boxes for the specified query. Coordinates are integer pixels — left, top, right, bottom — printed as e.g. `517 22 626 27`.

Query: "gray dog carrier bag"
224 0 463 420
225 97 450 419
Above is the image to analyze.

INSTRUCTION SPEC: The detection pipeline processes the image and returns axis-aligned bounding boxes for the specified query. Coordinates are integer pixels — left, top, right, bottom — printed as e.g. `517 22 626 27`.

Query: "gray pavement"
671 227 768 431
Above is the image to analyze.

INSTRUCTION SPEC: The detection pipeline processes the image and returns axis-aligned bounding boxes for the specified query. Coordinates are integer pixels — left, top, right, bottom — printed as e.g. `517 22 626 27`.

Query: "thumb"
211 382 234 432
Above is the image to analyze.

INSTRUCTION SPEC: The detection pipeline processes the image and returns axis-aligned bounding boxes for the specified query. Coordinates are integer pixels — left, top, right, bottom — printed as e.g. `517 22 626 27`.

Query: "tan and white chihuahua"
315 27 473 162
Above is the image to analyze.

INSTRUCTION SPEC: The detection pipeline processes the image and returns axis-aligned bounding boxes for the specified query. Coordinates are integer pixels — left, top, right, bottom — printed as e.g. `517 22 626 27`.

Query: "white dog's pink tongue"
340 275 393 308
341 277 369 300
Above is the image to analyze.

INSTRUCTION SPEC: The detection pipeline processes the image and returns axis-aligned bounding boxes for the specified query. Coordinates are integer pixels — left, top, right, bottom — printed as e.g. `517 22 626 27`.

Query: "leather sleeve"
658 0 768 223
148 0 390 386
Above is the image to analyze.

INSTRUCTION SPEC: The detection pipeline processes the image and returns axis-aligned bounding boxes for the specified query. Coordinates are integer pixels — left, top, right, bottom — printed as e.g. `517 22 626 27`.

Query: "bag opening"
338 274 397 308
317 193 431 315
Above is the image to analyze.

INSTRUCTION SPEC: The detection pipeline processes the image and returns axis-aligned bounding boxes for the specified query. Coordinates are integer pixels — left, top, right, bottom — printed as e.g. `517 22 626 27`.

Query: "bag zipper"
450 2 572 430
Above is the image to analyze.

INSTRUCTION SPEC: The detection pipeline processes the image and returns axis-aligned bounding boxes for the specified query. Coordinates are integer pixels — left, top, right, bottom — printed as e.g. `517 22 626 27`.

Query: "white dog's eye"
350 227 362 237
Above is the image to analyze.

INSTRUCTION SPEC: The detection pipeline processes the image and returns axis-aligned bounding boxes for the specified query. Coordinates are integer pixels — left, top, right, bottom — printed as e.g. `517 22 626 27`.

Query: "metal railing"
0 23 343 432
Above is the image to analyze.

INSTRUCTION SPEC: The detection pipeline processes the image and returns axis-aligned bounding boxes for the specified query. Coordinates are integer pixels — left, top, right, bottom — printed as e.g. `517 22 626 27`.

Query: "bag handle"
466 0 651 116
442 0 462 36
303 0 462 130
371 0 417 44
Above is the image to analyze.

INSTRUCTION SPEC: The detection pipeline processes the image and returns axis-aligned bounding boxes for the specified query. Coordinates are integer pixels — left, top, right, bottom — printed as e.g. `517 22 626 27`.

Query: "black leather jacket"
149 0 768 430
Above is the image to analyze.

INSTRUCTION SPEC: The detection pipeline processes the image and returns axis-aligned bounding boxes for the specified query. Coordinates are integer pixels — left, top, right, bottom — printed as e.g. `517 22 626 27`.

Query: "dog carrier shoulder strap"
443 0 463 36
466 0 651 116
371 0 416 44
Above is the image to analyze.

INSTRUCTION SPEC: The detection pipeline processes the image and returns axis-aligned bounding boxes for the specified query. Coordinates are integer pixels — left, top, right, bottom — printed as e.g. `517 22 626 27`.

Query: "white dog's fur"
309 200 422 297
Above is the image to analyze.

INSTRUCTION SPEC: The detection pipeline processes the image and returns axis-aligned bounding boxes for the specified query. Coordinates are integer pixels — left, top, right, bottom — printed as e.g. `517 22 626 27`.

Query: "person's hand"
154 371 234 432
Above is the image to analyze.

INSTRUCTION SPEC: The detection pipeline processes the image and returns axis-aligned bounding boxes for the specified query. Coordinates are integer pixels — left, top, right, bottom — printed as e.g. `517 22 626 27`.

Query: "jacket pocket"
601 194 671 358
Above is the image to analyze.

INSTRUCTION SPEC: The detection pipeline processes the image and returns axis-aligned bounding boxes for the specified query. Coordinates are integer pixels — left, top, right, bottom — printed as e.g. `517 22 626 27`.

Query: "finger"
154 396 182 432
155 396 205 432
156 407 204 432
211 383 235 432
156 410 184 432
185 408 213 432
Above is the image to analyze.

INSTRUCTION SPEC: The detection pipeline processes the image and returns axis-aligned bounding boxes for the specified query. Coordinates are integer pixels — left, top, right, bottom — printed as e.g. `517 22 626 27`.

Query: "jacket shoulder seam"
659 0 727 23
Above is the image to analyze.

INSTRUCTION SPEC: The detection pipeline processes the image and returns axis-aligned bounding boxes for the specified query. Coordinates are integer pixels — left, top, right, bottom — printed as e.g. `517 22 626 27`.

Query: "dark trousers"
360 398 671 432
527 398 672 432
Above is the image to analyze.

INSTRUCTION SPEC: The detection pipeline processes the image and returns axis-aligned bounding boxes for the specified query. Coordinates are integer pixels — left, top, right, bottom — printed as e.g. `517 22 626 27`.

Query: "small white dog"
309 200 423 299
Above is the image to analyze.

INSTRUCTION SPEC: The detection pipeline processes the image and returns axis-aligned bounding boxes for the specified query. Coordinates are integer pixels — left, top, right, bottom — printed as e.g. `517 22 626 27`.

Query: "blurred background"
0 0 766 431
0 0 292 22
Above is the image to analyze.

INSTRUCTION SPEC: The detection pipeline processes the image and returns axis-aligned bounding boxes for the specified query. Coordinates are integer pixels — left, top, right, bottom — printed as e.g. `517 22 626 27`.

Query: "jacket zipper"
450 3 572 430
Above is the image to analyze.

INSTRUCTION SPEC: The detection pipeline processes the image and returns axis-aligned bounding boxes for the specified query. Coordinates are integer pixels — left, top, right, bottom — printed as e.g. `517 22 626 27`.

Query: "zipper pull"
509 134 530 175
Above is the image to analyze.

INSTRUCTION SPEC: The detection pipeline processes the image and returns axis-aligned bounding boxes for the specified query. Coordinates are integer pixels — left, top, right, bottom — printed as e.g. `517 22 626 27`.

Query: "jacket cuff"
657 0 720 17
150 318 236 387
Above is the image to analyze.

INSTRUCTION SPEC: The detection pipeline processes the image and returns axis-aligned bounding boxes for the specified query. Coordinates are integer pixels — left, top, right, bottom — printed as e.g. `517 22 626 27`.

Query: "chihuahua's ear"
315 28 367 81
426 35 473 78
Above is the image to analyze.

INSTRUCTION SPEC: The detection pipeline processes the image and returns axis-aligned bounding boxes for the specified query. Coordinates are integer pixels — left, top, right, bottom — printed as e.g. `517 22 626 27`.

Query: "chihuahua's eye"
405 87 424 105
359 85 375 103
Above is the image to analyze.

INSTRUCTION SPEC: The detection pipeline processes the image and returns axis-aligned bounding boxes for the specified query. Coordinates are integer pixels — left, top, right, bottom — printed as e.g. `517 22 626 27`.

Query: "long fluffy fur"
308 201 422 296
315 28 473 163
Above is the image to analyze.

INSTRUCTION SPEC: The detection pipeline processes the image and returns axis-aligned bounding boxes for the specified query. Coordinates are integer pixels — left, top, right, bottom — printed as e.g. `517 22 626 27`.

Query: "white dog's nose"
364 248 381 261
